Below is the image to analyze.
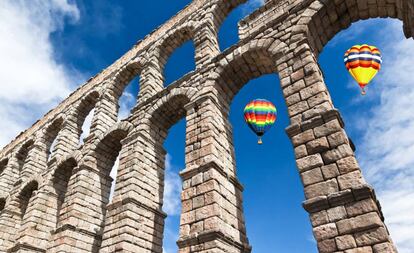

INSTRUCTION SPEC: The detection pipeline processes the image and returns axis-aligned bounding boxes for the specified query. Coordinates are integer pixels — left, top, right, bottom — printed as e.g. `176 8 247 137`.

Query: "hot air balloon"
243 99 277 145
344 44 382 95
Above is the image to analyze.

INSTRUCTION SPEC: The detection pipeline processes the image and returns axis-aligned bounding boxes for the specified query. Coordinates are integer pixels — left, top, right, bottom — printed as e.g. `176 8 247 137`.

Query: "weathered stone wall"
1 0 412 252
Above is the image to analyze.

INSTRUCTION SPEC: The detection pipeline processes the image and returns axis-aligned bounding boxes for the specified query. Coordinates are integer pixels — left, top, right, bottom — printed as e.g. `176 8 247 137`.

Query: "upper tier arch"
297 0 414 56
148 21 200 88
206 38 287 106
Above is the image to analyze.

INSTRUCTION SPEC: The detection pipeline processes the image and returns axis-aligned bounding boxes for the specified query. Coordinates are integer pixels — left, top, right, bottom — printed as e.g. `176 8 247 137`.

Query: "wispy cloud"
326 20 374 48
161 154 182 253
0 0 84 147
242 0 265 15
250 0 265 6
345 20 414 252
109 156 119 202
79 108 95 144
163 154 182 216
118 90 136 120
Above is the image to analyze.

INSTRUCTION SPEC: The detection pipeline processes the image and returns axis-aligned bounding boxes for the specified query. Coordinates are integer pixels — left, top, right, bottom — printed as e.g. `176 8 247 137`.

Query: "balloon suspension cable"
361 87 366 96
258 137 263 145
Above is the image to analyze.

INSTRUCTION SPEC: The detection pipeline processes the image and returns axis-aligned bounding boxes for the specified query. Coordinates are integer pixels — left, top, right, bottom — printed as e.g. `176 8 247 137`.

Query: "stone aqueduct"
0 0 412 252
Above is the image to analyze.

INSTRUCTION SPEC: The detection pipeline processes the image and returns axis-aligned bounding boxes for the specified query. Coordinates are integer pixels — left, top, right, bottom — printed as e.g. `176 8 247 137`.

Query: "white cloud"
163 154 182 216
109 156 119 202
242 0 265 15
347 20 414 252
79 108 95 144
118 91 136 120
250 0 265 5
327 20 375 48
0 0 83 147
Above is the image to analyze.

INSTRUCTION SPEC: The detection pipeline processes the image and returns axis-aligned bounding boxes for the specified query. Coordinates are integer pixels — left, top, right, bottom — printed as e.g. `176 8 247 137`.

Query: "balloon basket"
360 86 366 96
258 138 263 145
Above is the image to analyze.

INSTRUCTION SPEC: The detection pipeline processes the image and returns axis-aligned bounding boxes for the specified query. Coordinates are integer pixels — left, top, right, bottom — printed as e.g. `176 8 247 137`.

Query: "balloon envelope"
243 99 277 143
344 44 382 94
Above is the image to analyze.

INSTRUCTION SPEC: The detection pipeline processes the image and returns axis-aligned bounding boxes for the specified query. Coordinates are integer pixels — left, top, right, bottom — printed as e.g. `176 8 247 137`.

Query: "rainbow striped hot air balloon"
344 44 382 95
243 99 277 145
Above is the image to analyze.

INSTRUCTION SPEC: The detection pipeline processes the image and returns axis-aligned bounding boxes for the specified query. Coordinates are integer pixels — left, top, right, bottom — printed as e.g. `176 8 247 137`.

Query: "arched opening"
112 62 142 119
118 75 140 120
98 94 189 253
0 158 7 176
44 118 64 161
211 44 317 251
15 180 41 246
18 181 38 221
50 125 131 252
108 156 119 203
16 140 34 177
94 126 130 231
0 159 11 194
217 0 264 51
79 109 95 144
52 158 77 228
0 198 5 212
164 41 195 86
230 74 316 251
76 91 99 144
297 2 413 251
304 0 413 57
160 119 186 253
317 18 414 251
147 94 189 253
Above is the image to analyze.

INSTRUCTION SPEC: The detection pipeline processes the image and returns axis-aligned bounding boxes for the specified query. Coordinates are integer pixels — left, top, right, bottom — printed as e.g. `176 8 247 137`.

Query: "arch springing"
15 140 34 176
0 198 5 212
0 158 7 176
110 61 143 120
52 158 78 227
152 25 197 87
118 76 140 120
44 117 64 161
18 180 38 220
76 91 100 143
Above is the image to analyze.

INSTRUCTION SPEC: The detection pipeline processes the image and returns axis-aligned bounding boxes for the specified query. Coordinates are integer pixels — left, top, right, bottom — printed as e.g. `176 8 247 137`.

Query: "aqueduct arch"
1 0 413 252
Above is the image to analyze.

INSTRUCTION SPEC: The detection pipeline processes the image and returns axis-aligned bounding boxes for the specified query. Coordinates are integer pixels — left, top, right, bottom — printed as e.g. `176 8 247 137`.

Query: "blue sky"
0 1 413 253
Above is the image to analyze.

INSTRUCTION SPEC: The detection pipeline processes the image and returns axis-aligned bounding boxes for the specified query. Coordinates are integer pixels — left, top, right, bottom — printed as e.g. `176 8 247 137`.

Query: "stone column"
49 165 112 253
139 62 164 101
0 154 26 251
0 198 20 252
0 157 16 193
194 21 220 66
177 95 251 253
89 93 119 138
20 133 54 182
279 40 398 252
49 116 83 161
0 179 45 253
11 187 55 252
402 0 414 39
20 142 45 183
99 131 167 253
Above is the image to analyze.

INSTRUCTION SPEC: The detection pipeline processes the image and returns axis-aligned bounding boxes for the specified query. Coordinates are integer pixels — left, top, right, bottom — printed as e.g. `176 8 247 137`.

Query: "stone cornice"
285 109 345 138
52 224 102 239
302 184 381 214
177 229 251 253
7 243 46 253
180 160 245 192
106 196 167 219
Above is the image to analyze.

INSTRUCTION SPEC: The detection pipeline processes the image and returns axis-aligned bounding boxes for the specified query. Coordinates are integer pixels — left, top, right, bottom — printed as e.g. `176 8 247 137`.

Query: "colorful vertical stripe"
243 99 277 137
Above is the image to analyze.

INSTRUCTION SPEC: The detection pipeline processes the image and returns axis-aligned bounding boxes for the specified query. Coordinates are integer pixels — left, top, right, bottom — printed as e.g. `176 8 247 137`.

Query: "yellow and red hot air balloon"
344 44 382 95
